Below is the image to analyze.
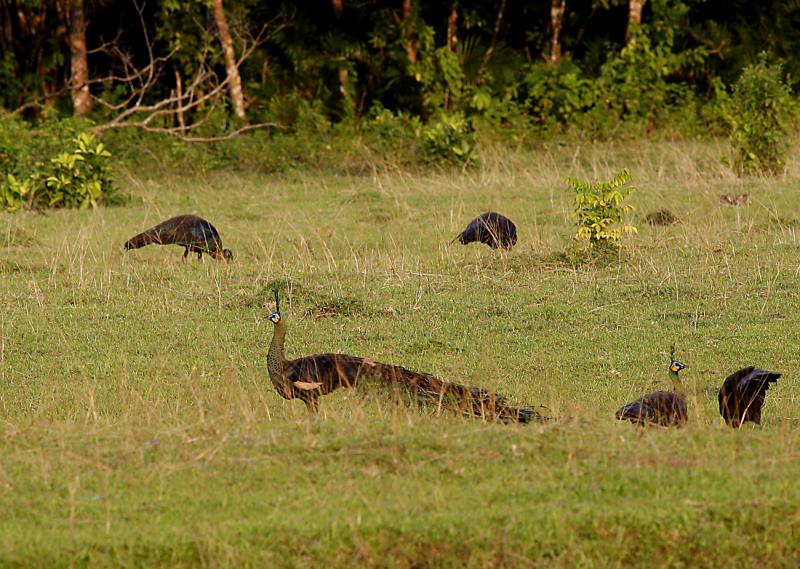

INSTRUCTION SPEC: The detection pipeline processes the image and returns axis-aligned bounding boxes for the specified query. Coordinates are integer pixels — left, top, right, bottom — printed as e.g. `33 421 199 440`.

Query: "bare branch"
87 31 123 56
90 117 286 142
7 0 287 141
176 122 288 142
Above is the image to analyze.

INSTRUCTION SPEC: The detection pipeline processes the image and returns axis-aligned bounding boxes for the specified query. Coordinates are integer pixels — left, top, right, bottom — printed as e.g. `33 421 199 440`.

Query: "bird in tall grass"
124 214 233 261
718 193 749 206
616 347 687 427
718 367 780 428
264 290 543 423
452 212 517 250
644 208 678 226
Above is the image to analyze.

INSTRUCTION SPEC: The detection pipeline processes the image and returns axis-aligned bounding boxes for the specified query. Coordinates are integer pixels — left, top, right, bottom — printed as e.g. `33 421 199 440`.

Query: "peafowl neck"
267 319 292 398
670 370 684 394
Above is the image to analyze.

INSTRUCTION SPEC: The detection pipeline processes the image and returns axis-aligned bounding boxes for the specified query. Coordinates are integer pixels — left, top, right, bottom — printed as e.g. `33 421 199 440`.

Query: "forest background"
1 0 798 180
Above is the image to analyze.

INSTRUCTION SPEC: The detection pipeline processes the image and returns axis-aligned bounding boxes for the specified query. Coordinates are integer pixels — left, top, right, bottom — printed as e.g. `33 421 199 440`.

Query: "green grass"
2 139 800 567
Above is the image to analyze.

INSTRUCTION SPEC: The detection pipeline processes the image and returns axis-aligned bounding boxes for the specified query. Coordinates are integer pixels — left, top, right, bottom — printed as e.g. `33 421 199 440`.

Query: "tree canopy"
0 0 798 138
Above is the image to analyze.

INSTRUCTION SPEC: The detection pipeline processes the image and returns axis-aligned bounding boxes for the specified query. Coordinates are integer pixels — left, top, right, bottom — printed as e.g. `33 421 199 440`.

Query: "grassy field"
2 139 800 567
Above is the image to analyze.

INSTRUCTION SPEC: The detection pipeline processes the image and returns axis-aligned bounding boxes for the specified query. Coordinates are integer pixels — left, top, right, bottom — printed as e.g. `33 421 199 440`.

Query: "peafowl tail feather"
361 360 545 424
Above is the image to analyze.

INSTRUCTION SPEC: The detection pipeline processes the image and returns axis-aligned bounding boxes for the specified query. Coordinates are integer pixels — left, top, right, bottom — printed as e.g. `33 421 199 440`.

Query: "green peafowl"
451 212 518 250
124 214 233 261
616 346 688 427
265 291 543 423
718 366 780 428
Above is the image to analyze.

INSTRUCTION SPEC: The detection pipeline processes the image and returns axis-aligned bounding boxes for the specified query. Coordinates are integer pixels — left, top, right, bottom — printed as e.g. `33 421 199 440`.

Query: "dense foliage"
0 0 798 179
2 1 799 128
0 116 120 211
715 55 797 176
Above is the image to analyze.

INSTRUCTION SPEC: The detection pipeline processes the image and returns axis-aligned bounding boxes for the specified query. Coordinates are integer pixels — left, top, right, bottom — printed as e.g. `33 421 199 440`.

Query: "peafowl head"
210 248 234 262
266 289 282 324
669 344 686 374
670 360 686 374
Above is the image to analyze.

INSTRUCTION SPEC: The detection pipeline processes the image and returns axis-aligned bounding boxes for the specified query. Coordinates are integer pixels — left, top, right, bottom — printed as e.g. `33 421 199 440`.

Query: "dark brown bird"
645 208 678 226
452 211 517 250
124 214 233 261
616 350 687 427
718 367 780 427
265 291 543 423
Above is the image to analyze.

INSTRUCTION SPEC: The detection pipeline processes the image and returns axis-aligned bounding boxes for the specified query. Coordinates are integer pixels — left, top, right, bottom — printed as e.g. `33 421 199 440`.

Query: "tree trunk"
626 0 645 45
1 1 14 51
332 0 342 18
174 67 186 132
549 0 566 65
69 0 90 115
401 0 417 64
446 4 458 52
482 0 506 67
211 0 247 122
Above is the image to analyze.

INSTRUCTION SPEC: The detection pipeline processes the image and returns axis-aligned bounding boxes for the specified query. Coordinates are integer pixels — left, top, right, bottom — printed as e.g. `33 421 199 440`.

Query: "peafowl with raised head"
452 212 517 250
718 366 780 428
616 346 688 427
265 291 544 423
124 214 233 261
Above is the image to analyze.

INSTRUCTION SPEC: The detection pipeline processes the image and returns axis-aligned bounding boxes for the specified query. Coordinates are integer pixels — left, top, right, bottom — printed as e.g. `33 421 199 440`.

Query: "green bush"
473 99 538 149
39 133 118 209
0 174 32 212
517 22 704 140
0 116 120 211
717 54 796 176
0 114 84 176
522 62 598 130
360 106 421 166
567 168 637 245
417 112 478 169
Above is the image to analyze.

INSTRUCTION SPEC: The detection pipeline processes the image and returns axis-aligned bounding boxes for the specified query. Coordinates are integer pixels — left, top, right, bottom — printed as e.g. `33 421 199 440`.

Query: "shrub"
0 113 93 168
39 133 119 209
567 168 637 245
717 54 796 176
595 29 705 138
517 30 704 140
473 98 539 149
1 174 32 212
417 112 478 169
360 106 421 165
521 62 598 130
0 120 120 211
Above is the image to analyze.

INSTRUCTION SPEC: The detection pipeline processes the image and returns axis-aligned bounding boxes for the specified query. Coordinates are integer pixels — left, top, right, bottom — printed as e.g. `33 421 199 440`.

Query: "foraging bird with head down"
718 366 780 428
123 214 233 261
264 290 544 423
452 211 517 250
616 347 688 427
